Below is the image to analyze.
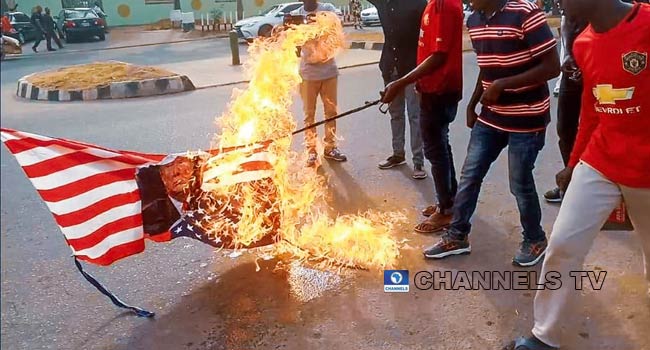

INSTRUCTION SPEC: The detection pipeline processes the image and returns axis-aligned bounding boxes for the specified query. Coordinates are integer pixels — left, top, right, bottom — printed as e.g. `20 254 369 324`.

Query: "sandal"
421 204 439 217
414 213 451 234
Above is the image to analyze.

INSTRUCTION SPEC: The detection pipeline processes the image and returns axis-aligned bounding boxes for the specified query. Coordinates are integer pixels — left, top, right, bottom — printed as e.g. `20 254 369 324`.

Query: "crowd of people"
299 0 649 348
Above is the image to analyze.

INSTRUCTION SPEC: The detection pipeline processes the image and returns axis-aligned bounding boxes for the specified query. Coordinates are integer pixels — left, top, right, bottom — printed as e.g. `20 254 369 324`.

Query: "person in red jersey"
381 0 464 234
507 1 650 349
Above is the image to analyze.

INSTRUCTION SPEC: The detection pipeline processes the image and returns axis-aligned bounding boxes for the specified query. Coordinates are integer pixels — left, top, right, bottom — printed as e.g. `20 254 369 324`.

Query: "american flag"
1 128 274 266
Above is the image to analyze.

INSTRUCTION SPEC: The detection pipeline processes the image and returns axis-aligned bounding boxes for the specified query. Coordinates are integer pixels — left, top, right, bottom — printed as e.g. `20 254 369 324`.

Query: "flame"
202 12 403 270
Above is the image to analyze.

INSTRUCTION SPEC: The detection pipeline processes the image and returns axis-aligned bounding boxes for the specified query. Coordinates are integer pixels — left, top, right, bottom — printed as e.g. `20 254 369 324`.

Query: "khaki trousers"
532 162 650 347
300 77 338 153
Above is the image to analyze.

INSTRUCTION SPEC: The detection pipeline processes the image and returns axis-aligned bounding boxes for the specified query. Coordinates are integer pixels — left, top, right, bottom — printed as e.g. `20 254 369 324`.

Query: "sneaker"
414 209 451 233
32 46 38 53
378 155 406 169
543 187 563 203
505 336 558 350
324 148 347 162
513 239 548 267
412 165 427 179
423 231 471 259
306 152 318 167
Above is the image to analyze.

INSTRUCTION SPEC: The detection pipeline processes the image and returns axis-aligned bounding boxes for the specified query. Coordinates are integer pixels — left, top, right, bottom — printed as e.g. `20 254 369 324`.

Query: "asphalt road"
1 40 649 350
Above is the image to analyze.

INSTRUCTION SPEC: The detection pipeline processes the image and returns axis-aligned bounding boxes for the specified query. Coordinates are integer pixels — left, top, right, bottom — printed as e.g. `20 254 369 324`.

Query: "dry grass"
27 62 178 90
145 18 173 31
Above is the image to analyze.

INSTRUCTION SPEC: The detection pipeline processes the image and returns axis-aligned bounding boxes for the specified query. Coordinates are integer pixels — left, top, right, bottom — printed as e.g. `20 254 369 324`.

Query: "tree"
236 0 243 20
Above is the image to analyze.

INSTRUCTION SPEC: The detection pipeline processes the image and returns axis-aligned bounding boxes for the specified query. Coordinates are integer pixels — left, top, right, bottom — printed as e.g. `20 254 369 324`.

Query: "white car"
234 2 304 41
360 7 380 26
463 4 474 25
234 2 343 41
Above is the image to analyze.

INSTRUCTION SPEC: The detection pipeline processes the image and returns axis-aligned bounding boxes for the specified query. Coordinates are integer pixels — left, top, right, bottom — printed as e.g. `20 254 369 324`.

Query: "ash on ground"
287 263 345 303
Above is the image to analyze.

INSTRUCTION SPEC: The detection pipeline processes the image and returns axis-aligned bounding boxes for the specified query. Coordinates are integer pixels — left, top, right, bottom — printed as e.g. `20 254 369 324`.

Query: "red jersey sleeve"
568 81 599 168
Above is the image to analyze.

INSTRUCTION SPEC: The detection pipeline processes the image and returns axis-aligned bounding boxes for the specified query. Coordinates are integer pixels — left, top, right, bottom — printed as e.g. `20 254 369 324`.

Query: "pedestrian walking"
349 0 362 29
30 5 45 53
295 0 347 167
43 7 63 50
380 0 464 233
423 0 560 267
507 1 650 349
368 0 428 180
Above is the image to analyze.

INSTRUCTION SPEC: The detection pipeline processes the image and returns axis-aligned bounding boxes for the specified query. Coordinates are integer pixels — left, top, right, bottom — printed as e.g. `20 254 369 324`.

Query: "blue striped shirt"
467 0 557 132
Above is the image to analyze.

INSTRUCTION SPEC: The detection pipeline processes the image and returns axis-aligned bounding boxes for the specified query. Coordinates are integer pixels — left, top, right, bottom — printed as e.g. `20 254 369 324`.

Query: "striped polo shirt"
467 0 557 132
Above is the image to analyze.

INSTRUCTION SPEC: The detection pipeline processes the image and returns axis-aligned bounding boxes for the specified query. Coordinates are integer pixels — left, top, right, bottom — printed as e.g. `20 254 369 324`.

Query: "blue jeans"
419 93 459 212
384 71 424 167
448 121 547 242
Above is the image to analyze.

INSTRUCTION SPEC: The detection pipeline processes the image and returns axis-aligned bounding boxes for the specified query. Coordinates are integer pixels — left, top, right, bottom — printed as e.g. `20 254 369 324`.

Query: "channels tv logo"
384 270 409 293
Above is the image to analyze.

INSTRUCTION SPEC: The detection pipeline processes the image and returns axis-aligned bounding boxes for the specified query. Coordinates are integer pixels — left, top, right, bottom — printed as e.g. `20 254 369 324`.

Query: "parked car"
4 11 39 44
56 8 105 43
360 6 380 26
235 2 304 41
235 2 343 42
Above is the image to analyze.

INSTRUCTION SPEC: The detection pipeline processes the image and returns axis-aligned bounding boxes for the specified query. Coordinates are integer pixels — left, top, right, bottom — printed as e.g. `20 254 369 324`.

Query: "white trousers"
532 162 650 347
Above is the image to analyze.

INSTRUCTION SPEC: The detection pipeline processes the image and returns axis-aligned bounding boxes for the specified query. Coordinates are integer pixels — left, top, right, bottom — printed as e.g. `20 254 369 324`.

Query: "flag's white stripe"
4 130 53 142
0 131 22 142
201 169 274 191
45 180 138 215
14 144 78 166
72 227 143 259
202 152 271 183
29 160 135 190
59 201 141 239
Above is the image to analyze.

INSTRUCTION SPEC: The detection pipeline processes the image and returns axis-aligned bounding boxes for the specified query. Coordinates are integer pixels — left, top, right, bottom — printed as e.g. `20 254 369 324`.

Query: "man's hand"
480 79 505 106
380 79 406 104
556 166 574 193
466 105 479 128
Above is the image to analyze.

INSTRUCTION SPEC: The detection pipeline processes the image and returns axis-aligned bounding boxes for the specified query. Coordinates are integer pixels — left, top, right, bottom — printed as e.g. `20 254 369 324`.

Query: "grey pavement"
1 44 649 350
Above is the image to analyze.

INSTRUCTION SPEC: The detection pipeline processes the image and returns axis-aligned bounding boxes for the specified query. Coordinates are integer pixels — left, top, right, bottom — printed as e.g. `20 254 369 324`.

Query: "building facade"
3 0 362 26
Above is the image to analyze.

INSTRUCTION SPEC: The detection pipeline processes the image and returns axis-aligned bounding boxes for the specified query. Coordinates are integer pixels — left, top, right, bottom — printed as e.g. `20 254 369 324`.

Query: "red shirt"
416 0 463 96
570 3 650 188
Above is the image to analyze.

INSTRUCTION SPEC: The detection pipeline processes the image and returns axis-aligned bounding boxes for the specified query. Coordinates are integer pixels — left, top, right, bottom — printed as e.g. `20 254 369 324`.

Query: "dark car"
56 8 105 42
5 11 40 44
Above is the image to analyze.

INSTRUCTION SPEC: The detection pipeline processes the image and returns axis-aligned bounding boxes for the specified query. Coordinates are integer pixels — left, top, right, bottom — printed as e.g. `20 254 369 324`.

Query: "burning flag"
1 12 404 316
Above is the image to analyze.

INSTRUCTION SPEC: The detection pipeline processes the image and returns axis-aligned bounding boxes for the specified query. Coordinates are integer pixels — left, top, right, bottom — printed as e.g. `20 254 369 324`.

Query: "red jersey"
416 0 463 96
570 3 650 188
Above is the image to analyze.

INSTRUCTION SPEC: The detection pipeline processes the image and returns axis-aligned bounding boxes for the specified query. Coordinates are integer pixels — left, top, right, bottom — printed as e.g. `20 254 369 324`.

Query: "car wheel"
258 24 273 38
64 31 73 43
99 33 106 41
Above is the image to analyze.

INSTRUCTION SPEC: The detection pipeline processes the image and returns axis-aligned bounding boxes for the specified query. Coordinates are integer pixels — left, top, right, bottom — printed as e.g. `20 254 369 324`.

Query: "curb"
347 41 384 51
16 74 195 102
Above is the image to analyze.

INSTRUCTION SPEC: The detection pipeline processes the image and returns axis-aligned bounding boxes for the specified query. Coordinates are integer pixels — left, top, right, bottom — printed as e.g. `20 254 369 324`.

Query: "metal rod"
292 99 382 135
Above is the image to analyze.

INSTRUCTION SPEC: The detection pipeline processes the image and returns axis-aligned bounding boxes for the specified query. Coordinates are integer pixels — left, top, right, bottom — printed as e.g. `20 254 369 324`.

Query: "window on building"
145 0 174 4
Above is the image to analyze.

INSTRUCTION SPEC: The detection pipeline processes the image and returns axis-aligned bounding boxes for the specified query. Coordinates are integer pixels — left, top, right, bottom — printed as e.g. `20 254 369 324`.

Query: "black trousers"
46 30 63 49
557 76 583 166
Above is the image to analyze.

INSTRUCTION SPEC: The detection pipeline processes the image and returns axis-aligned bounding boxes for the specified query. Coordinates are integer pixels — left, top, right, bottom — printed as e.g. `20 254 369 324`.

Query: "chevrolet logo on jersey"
593 84 635 105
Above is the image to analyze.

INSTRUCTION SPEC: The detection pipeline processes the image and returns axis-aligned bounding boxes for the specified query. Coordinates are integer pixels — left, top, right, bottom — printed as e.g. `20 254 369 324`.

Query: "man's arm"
481 49 560 105
556 87 598 191
466 70 484 128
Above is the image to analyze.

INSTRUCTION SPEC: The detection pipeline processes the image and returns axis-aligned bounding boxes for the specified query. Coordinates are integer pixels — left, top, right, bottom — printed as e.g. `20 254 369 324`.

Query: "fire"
202 12 403 270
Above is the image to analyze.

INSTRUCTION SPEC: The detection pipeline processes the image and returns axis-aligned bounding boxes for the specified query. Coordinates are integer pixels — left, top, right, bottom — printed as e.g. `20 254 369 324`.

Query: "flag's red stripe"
38 168 136 202
23 151 157 178
53 189 141 227
74 239 145 266
66 214 143 251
